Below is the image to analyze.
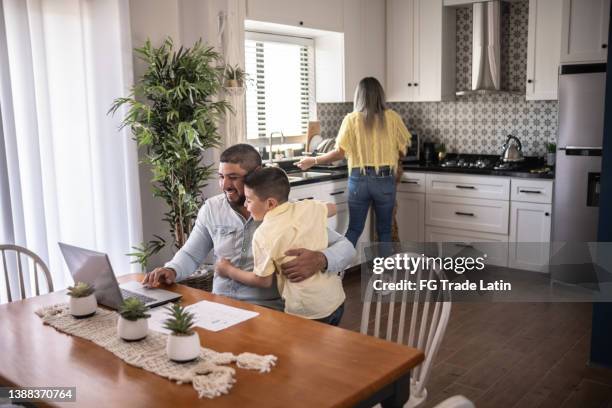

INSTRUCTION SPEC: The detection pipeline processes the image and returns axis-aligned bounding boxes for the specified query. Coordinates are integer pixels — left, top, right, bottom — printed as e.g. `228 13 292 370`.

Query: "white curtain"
219 0 246 148
0 0 142 303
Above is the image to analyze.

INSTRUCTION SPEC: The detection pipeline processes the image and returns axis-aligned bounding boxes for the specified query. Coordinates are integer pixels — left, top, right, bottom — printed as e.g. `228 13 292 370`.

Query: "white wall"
128 0 225 270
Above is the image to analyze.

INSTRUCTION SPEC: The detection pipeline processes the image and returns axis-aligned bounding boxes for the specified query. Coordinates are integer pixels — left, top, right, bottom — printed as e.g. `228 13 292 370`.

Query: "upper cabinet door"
560 0 611 63
386 0 415 102
526 0 563 100
246 0 344 32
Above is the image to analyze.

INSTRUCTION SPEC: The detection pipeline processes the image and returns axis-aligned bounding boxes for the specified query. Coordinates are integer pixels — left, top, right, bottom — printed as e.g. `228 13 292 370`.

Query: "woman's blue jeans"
345 167 396 248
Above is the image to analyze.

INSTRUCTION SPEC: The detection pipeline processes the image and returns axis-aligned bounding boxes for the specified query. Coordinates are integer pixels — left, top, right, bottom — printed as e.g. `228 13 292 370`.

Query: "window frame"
245 31 316 144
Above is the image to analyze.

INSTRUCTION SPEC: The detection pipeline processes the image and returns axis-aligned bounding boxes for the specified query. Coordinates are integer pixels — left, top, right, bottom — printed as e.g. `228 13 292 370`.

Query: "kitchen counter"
287 168 348 186
402 163 555 179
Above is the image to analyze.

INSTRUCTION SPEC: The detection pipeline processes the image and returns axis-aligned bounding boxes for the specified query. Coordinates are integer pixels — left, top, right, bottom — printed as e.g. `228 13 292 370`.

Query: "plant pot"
547 152 556 166
166 332 201 363
226 79 240 87
69 293 97 318
117 316 149 341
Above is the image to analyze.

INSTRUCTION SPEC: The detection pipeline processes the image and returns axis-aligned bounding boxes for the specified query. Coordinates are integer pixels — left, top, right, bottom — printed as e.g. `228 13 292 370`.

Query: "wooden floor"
338 272 612 408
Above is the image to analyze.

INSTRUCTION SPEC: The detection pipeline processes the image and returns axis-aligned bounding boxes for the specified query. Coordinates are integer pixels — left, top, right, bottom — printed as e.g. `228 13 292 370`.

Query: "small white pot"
69 293 97 318
166 332 201 363
117 316 149 341
547 152 556 166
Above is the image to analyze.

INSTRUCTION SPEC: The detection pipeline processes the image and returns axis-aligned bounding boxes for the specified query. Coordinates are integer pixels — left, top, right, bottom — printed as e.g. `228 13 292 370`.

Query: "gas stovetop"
437 155 529 171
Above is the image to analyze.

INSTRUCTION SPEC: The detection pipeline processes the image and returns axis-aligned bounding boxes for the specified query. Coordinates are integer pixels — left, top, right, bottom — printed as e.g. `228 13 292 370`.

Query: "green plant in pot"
225 64 248 88
547 142 557 166
117 297 151 341
164 303 200 362
109 38 230 270
67 282 97 318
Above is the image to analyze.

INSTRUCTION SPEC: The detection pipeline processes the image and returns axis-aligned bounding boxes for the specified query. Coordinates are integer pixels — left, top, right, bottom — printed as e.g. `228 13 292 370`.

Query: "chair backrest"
0 244 53 302
360 252 452 401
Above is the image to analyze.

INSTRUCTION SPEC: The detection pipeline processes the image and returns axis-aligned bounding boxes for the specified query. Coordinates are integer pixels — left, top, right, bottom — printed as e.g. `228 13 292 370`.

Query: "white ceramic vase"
166 332 201 363
117 316 149 341
69 293 97 318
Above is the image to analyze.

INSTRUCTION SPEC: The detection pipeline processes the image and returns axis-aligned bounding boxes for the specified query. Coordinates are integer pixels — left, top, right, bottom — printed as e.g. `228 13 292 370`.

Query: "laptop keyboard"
120 288 157 305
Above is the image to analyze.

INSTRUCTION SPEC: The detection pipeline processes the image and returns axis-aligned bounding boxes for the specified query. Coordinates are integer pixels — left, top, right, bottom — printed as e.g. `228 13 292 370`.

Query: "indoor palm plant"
67 282 97 318
109 38 231 270
164 303 200 362
117 297 151 341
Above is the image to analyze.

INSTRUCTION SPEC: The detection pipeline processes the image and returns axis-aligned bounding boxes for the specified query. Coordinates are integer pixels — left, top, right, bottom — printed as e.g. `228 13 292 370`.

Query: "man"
143 144 356 310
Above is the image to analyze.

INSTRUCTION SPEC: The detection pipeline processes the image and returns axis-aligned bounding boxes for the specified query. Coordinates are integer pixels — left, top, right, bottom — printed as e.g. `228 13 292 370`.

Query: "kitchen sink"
286 171 332 183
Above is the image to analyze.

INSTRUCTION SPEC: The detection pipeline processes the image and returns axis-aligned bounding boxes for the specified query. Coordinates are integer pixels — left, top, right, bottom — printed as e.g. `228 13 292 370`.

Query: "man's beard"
224 189 246 209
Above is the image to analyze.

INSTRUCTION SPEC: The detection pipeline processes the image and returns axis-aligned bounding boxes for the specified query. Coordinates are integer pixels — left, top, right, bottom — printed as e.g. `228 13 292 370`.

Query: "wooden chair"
361 252 452 408
0 244 53 302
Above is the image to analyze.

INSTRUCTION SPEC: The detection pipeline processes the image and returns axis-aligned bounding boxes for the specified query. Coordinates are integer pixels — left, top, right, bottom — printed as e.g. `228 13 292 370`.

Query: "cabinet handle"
298 197 314 201
603 44 608 49
545 212 550 216
401 180 419 184
299 21 304 26
454 243 474 249
407 83 413 87
519 189 542 194
414 83 418 86
527 79 533 84
330 191 345 196
456 185 475 190
455 211 475 217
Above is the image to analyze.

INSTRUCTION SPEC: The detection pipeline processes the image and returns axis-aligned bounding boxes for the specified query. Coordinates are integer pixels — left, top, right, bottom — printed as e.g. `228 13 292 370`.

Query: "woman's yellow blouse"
334 109 412 172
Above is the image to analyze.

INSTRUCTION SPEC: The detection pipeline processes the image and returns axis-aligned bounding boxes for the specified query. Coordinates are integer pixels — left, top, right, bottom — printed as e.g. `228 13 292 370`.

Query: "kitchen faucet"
268 131 284 164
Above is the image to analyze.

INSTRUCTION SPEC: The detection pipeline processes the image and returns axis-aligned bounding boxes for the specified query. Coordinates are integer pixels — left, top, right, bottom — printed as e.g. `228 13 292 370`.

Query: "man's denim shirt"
165 194 356 310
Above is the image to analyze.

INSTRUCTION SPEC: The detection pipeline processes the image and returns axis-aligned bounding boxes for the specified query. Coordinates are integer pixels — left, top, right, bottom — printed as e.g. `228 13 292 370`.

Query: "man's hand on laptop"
143 267 177 288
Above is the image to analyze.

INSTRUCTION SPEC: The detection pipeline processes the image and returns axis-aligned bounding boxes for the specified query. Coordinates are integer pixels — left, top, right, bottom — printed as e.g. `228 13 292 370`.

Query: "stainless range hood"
456 0 520 96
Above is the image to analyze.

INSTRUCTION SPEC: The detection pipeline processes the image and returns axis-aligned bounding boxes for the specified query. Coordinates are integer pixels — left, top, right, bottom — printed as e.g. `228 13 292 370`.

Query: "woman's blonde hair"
353 77 387 131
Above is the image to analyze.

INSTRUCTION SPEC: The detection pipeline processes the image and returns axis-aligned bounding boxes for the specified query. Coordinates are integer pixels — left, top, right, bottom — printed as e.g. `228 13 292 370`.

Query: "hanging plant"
109 37 231 269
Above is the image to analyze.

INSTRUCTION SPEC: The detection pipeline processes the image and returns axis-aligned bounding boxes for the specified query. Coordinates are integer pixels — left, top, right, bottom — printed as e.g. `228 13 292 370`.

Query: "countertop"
287 160 554 187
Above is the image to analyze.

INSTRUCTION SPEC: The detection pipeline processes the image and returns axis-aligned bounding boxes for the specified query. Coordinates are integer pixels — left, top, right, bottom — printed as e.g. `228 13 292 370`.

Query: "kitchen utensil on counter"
423 142 436 163
306 121 321 151
500 135 525 162
309 135 323 152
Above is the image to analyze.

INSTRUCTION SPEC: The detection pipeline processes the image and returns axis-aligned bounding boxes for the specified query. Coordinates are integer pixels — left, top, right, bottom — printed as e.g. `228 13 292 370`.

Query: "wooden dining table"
0 273 424 407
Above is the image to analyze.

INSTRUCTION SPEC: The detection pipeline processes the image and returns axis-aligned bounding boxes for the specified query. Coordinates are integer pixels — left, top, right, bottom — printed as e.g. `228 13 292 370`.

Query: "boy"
215 167 346 325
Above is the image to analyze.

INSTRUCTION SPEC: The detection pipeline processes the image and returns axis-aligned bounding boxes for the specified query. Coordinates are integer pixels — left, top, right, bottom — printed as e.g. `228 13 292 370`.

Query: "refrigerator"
553 63 606 242
551 63 606 288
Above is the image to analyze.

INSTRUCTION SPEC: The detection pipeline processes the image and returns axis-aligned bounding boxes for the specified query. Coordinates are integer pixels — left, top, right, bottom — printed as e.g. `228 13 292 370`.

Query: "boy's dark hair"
220 144 262 172
244 167 290 203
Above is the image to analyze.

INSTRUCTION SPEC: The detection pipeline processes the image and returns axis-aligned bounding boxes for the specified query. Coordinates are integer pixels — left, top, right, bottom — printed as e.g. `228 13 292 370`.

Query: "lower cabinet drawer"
426 195 510 235
425 226 509 267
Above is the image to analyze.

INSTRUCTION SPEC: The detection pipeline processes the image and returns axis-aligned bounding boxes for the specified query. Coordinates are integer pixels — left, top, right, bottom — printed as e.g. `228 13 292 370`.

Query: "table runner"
35 304 277 399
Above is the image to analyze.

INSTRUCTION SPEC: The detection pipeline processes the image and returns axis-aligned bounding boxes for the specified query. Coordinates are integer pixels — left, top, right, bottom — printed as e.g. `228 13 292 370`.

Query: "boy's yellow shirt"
252 200 345 319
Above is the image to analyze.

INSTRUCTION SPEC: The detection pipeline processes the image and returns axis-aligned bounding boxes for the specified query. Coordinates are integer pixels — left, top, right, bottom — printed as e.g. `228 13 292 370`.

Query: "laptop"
58 242 181 309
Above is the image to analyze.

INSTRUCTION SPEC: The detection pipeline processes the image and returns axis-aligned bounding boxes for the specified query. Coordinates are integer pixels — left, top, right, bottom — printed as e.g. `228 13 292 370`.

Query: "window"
245 32 315 140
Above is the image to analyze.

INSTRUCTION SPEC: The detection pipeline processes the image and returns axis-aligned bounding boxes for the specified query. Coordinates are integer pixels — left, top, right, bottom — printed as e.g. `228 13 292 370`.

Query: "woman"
297 77 411 247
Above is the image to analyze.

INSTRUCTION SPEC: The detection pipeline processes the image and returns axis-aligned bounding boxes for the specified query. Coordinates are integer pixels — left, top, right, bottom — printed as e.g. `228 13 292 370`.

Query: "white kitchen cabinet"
396 191 425 243
246 0 343 32
386 0 456 102
426 173 510 201
426 226 509 267
526 0 563 100
508 201 552 272
426 195 510 235
560 0 611 63
343 0 386 100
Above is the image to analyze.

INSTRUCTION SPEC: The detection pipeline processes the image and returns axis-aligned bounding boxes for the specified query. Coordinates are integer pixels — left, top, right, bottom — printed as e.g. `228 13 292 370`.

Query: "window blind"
245 32 315 140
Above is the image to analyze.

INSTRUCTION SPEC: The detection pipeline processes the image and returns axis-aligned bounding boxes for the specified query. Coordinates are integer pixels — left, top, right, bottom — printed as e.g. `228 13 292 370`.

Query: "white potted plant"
117 297 151 341
547 142 556 166
67 282 97 318
164 303 200 363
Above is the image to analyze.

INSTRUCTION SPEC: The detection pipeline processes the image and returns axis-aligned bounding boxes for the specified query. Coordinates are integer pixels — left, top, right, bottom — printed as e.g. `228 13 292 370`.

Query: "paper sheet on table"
148 300 259 333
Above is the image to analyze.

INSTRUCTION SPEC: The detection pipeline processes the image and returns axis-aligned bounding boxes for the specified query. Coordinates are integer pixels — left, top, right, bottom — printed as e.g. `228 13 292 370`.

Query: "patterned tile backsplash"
317 0 558 157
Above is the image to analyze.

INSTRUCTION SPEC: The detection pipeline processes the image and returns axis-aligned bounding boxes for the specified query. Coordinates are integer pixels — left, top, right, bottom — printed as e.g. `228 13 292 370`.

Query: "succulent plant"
547 142 557 153
119 297 151 321
67 282 95 298
163 303 196 336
